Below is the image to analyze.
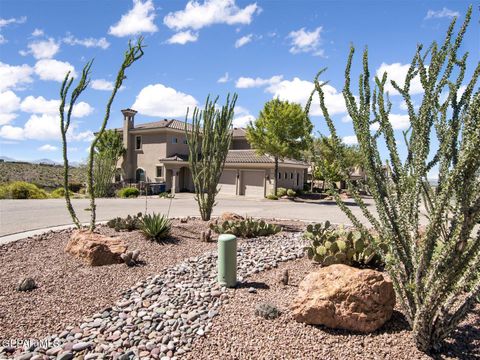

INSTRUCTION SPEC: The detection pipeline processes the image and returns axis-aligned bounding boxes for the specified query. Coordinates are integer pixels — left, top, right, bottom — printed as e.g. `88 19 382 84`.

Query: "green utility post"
217 234 237 287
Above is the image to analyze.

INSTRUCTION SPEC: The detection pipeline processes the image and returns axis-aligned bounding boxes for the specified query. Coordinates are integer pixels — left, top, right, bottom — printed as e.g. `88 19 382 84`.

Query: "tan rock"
219 212 244 222
65 230 127 266
291 264 395 333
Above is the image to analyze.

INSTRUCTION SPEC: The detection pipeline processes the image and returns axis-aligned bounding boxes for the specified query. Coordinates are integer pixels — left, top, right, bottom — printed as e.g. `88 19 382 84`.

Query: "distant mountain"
0 156 16 162
32 158 58 165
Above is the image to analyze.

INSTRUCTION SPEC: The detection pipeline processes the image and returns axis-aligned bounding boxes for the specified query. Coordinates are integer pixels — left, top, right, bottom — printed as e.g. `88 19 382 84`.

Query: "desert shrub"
276 187 287 197
117 187 140 198
50 187 74 198
304 221 385 268
210 217 281 238
159 192 174 199
266 194 278 200
286 189 296 197
0 181 48 199
107 212 143 232
141 213 172 241
68 182 83 193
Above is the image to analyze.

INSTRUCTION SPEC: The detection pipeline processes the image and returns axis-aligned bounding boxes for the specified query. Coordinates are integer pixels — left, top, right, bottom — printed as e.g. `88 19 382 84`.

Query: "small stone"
57 352 74 360
248 287 257 293
14 353 33 360
46 347 63 356
16 277 37 292
255 303 281 319
72 342 91 352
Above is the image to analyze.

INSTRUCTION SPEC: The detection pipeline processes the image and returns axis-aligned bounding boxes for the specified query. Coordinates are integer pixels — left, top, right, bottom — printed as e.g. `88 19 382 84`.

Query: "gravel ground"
187 257 480 360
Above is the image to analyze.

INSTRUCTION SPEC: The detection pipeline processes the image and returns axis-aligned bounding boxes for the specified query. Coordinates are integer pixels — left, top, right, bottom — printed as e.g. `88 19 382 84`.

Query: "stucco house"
116 108 308 197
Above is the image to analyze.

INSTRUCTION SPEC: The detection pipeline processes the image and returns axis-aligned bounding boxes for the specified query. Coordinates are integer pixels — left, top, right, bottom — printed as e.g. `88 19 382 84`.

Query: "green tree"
186 94 237 221
59 38 144 231
312 136 363 190
307 7 479 352
246 99 313 196
93 129 125 197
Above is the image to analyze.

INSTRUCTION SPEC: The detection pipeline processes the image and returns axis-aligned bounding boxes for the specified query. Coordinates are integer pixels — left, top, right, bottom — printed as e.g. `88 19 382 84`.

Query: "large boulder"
291 264 395 333
219 212 244 222
65 230 127 266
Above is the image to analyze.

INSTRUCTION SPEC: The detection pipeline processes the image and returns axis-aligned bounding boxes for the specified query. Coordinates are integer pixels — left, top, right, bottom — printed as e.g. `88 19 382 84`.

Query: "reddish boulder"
65 230 127 266
219 212 244 222
291 264 395 333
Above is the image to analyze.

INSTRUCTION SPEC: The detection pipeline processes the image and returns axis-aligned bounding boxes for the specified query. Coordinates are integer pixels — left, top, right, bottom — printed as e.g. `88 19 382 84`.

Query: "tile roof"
159 153 189 162
225 150 307 166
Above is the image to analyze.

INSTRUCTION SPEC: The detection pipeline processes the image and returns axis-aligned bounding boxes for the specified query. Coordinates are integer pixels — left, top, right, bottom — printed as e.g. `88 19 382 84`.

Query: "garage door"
218 170 237 195
241 170 265 197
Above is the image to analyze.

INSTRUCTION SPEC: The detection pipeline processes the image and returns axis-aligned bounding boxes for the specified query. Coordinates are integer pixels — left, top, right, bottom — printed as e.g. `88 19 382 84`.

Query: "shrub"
286 189 296 197
117 187 140 198
266 194 278 200
68 182 83 193
50 187 74 198
0 181 48 199
276 187 287 197
210 217 281 238
107 213 143 232
141 213 171 241
159 192 174 199
304 221 385 268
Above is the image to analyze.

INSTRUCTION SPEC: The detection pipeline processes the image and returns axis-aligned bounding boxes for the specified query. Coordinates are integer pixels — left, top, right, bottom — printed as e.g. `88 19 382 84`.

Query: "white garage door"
218 170 237 195
241 170 265 197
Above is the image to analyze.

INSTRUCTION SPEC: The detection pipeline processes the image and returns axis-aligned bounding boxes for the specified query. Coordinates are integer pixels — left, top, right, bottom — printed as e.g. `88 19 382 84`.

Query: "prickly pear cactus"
304 222 384 268
209 217 281 238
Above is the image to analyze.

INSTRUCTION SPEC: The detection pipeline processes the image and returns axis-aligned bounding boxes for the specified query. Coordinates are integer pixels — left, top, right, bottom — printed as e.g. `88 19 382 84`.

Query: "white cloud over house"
375 62 424 96
370 113 410 131
63 34 110 49
287 27 324 56
31 28 44 37
166 30 199 45
425 7 459 19
34 59 76 82
164 0 260 44
132 83 198 117
233 106 255 127
0 62 34 91
235 75 283 88
342 135 358 145
20 38 60 59
20 95 93 118
109 0 158 37
90 79 126 91
235 34 252 48
0 16 26 28
217 72 230 83
38 144 58 152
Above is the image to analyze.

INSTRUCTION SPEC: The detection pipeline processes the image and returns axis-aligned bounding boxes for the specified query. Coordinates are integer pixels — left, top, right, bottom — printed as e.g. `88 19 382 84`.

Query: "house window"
183 138 188 144
296 173 300 186
156 166 163 178
284 172 287 179
135 135 142 150
278 172 281 180
290 172 294 179
172 137 178 144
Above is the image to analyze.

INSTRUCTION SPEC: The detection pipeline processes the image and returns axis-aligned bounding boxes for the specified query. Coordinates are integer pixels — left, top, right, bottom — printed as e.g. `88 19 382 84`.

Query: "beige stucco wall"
231 138 251 150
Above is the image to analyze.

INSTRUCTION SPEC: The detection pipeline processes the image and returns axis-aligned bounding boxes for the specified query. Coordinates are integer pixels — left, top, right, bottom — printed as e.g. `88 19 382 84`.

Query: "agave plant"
141 213 171 241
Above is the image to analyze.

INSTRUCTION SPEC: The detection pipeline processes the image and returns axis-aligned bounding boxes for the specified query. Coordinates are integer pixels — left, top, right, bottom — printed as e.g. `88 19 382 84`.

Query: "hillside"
0 161 87 189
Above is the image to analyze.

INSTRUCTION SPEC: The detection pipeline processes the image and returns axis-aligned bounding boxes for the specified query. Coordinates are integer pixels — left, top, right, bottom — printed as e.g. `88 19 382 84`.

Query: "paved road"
0 193 375 238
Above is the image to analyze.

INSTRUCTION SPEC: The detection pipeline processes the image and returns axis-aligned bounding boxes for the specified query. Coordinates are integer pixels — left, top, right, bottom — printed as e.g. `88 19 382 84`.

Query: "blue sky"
0 0 478 167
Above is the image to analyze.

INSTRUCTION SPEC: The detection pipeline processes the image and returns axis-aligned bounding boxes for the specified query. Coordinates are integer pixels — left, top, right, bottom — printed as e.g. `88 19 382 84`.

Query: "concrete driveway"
0 193 375 239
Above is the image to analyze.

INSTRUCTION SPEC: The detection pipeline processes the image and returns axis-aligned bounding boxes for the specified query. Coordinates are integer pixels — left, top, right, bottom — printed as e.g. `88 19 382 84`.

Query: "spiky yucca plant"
306 7 479 352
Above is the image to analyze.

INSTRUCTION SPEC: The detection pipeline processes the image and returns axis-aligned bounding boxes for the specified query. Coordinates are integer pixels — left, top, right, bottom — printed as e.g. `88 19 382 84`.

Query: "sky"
0 0 478 167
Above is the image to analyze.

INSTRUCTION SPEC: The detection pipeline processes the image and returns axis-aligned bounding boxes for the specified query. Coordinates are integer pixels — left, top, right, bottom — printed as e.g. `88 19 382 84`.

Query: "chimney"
121 108 137 181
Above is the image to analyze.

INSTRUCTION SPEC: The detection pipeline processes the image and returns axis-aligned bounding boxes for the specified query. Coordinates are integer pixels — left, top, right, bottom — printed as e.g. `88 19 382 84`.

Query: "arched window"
136 168 145 182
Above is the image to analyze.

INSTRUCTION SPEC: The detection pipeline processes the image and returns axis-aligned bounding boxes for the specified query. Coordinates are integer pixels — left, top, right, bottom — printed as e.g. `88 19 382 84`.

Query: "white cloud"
233 106 254 127
21 38 60 59
132 83 198 117
32 28 44 37
0 34 7 44
164 0 260 31
287 27 324 56
0 16 26 28
0 114 94 141
166 30 199 45
376 62 424 96
235 34 252 48
90 79 124 91
235 75 283 88
370 113 410 131
217 72 230 83
426 7 459 19
267 77 347 116
342 135 358 145
0 90 21 125
38 144 58 152
341 115 352 123
63 34 110 49
20 95 93 118
0 62 34 91
34 59 76 82
109 0 158 37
